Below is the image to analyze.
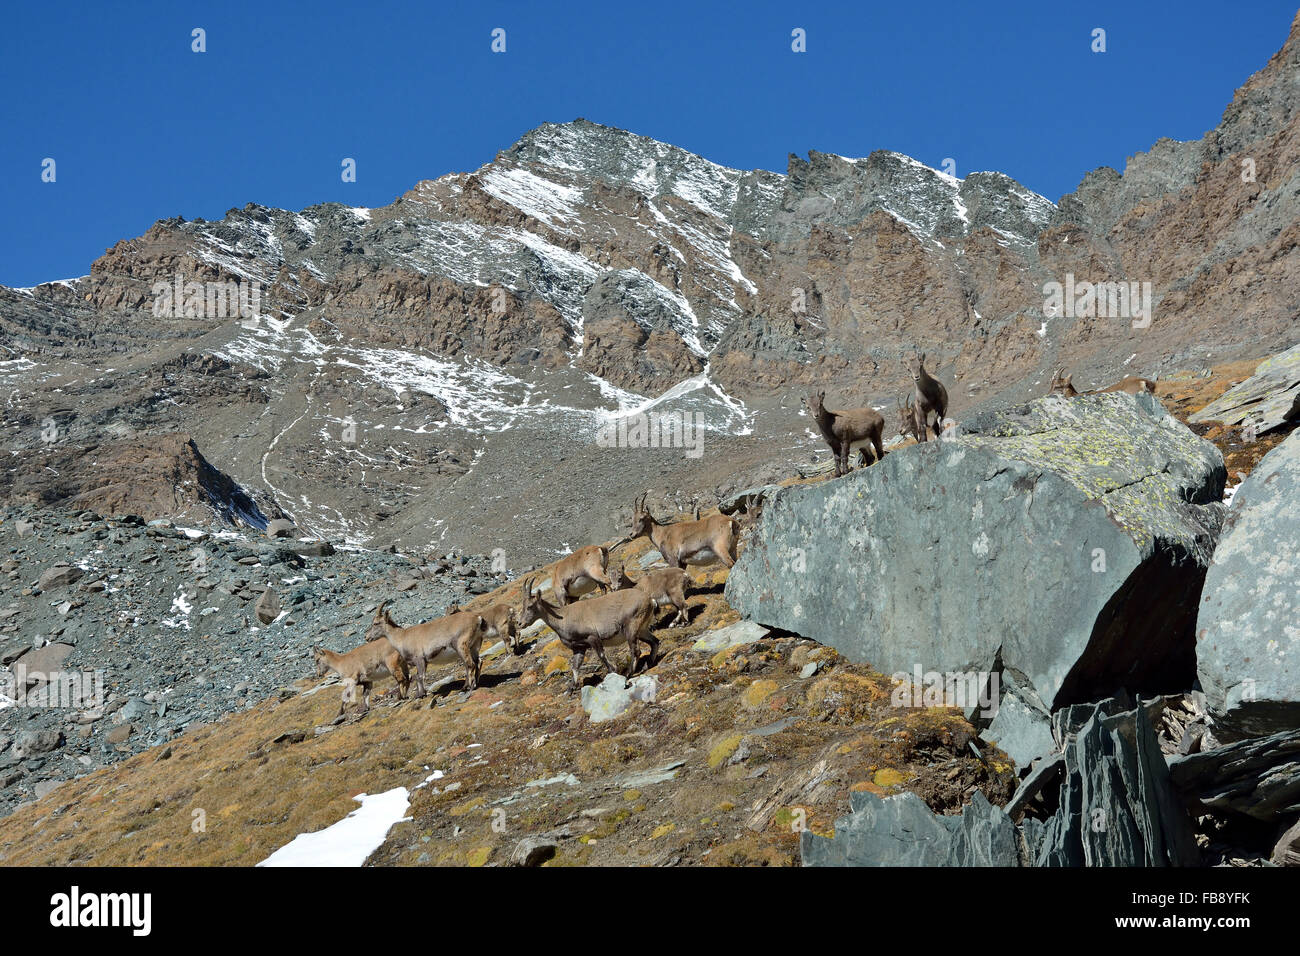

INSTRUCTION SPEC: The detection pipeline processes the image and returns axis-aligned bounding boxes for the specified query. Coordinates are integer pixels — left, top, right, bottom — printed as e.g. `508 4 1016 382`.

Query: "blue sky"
1 0 1295 287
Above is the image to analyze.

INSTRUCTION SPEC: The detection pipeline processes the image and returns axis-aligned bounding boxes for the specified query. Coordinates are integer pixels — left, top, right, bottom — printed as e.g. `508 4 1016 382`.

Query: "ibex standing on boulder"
312 640 409 717
551 545 614 606
366 603 487 696
1048 367 1080 397
614 564 690 627
897 394 924 443
627 493 738 569
905 353 949 441
806 391 886 476
517 575 658 691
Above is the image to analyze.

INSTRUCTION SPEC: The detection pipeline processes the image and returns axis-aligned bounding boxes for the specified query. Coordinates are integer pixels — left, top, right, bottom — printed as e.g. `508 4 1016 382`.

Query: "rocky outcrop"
1191 341 1300 435
726 393 1225 715
1024 699 1200 867
805 698 1199 867
1168 726 1300 822
1196 429 1300 740
1 433 268 530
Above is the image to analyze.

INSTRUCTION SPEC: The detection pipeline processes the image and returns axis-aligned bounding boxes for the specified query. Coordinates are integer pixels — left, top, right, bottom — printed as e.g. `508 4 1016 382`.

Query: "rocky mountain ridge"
2 12 1298 563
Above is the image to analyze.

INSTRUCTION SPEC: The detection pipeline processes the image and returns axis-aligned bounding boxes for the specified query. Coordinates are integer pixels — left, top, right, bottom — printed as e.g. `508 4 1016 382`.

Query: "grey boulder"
1196 429 1300 740
726 392 1225 713
802 791 1020 867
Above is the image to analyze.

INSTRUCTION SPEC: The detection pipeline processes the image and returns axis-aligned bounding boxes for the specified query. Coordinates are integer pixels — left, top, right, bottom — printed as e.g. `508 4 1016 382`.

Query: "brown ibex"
312 639 409 717
897 394 924 442
550 545 614 606
627 493 738 569
806 391 886 476
366 603 487 696
448 600 522 655
1049 367 1155 397
905 353 949 442
517 575 658 691
614 564 690 627
1048 367 1079 397
1097 375 1157 395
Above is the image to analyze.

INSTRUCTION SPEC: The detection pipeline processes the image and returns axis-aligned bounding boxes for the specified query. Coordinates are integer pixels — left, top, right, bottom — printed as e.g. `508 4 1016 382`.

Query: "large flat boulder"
726 392 1225 713
1196 429 1300 740
1190 342 1300 436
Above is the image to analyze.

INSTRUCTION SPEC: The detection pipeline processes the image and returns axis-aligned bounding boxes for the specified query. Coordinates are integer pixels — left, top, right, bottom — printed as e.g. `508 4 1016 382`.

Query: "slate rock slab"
727 392 1224 711
1028 699 1199 867
1167 726 1300 821
1196 429 1300 740
1190 341 1300 435
802 791 1020 867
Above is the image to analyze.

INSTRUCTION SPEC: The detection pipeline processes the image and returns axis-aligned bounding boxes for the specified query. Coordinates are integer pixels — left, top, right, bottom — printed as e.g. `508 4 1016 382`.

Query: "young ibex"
448 600 522 655
517 575 658 691
312 639 409 717
366 603 487 696
897 393 924 442
550 545 614 606
905 352 949 442
627 493 738 569
806 391 886 476
614 564 690 627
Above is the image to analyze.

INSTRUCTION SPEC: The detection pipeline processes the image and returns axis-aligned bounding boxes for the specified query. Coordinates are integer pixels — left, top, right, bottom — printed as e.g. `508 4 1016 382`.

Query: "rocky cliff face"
2 13 1298 560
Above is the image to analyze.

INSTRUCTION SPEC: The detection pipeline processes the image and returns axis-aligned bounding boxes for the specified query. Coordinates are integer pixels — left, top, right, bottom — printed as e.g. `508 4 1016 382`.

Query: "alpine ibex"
614 564 690 627
312 639 409 716
627 493 738 569
1048 367 1079 397
905 353 948 442
517 575 658 690
448 600 522 655
366 603 487 696
1097 375 1157 395
1049 367 1155 397
897 394 924 442
551 545 613 606
806 391 886 476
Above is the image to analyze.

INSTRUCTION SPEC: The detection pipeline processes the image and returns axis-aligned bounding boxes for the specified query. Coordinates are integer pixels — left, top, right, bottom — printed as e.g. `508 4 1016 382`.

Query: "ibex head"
897 394 918 438
311 646 331 676
613 564 637 590
905 352 928 382
805 390 828 419
364 602 393 642
517 576 543 627
628 492 656 540
1048 367 1077 397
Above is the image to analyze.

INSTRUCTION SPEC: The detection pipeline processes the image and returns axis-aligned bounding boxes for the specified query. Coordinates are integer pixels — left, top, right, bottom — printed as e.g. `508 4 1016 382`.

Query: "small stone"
106 724 133 745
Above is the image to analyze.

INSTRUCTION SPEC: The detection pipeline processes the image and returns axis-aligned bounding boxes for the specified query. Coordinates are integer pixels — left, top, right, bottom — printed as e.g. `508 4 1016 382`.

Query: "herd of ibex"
312 493 738 715
314 350 1155 715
